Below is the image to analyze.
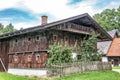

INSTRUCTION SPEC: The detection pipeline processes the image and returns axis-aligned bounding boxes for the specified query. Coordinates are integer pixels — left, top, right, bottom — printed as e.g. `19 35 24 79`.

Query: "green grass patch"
0 72 29 80
112 66 120 69
53 70 120 80
0 70 120 80
0 72 49 80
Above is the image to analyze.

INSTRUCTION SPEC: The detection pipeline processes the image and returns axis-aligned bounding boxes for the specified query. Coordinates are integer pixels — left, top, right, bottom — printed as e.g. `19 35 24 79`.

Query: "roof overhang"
0 13 112 40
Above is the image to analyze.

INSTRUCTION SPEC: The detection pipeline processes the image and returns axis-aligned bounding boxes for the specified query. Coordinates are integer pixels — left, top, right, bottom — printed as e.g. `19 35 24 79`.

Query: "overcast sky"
0 0 120 30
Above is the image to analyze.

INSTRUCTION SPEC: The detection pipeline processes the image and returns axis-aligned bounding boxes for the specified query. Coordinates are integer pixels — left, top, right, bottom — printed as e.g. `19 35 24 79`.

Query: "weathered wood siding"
8 22 92 69
9 34 48 53
0 40 9 71
48 30 83 50
8 30 84 68
8 32 49 68
9 52 48 68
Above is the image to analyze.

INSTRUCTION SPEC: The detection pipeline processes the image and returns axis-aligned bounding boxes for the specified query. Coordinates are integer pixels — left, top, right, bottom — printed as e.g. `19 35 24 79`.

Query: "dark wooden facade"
0 40 9 71
0 13 112 71
8 22 91 69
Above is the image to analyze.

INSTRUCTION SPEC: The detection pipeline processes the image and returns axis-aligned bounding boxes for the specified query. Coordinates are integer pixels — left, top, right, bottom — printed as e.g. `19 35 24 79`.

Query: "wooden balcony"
54 22 93 35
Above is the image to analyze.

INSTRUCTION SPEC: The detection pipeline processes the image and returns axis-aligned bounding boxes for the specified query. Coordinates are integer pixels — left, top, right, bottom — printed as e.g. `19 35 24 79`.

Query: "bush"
46 44 73 66
77 34 101 61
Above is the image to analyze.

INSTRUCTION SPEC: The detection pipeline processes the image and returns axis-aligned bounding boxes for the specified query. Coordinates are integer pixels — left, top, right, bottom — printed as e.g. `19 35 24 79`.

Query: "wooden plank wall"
9 36 48 53
0 40 9 71
8 30 84 69
9 52 48 68
8 33 49 69
8 23 88 69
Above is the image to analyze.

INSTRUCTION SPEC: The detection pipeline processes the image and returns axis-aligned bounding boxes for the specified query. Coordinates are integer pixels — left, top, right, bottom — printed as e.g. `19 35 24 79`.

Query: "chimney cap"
42 15 48 17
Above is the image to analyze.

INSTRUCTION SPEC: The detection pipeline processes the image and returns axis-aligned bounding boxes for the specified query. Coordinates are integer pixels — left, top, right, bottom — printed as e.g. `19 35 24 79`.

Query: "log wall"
0 40 9 71
0 22 92 69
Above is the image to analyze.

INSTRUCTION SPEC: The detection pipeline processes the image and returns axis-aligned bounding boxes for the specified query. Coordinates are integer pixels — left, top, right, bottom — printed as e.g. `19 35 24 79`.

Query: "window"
15 39 18 42
14 39 18 46
14 55 18 62
65 37 68 41
36 54 40 61
36 36 40 41
28 37 31 41
36 55 40 61
53 35 57 41
28 55 32 62
63 23 68 28
77 55 81 60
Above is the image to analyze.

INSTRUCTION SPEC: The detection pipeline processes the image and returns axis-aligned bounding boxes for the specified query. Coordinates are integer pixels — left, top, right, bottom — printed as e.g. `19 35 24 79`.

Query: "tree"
93 6 120 31
0 23 4 34
0 23 15 35
77 34 101 61
3 23 14 33
46 44 73 66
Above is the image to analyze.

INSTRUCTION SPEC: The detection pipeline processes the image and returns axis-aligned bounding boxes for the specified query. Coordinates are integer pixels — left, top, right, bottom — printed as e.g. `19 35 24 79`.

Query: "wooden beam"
0 58 7 72
55 28 90 35
8 50 48 54
53 22 92 35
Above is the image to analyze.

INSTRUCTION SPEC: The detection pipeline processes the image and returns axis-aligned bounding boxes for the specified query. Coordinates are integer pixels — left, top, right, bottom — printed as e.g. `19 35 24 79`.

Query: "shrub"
46 44 73 66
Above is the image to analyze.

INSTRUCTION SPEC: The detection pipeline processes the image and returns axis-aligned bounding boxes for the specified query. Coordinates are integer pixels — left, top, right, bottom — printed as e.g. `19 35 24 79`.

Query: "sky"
0 0 120 30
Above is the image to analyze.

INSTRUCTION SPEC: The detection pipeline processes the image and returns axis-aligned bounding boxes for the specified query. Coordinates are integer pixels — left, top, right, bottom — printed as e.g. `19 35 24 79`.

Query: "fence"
47 61 112 77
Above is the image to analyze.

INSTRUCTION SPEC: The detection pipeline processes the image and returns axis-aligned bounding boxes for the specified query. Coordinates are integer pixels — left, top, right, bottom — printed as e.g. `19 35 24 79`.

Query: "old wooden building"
0 13 112 71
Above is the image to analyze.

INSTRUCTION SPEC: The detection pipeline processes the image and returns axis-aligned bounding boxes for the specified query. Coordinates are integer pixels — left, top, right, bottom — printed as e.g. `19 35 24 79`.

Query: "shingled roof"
0 13 112 40
107 29 119 39
97 41 112 54
97 29 118 54
107 38 120 56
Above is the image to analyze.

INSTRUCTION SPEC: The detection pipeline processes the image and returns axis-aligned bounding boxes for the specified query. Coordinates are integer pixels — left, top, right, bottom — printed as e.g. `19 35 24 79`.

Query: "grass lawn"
0 70 120 80
112 66 120 69
0 72 30 80
0 72 49 80
53 70 120 80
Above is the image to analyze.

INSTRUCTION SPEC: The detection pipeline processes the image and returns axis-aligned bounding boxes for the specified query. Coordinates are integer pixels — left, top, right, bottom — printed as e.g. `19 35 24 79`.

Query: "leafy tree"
46 44 73 66
0 23 15 35
3 23 14 33
0 23 4 34
77 34 101 61
93 6 120 31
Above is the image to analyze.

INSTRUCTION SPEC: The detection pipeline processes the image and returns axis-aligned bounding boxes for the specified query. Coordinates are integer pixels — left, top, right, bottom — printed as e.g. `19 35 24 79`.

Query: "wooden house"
107 30 120 66
97 29 120 66
107 38 120 66
0 13 112 71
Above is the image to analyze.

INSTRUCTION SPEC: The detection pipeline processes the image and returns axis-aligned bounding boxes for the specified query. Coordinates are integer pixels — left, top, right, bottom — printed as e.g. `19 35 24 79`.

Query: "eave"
0 13 112 41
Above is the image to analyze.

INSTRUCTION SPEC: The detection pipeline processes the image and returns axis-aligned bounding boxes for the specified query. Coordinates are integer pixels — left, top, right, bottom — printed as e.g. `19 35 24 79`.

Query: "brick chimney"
41 16 48 25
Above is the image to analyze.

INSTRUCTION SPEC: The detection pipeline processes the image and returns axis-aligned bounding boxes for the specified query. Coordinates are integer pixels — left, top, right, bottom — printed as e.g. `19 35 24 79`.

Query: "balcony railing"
55 22 93 34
